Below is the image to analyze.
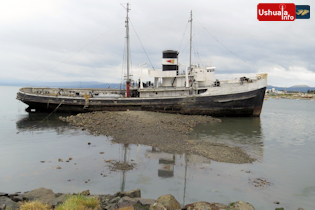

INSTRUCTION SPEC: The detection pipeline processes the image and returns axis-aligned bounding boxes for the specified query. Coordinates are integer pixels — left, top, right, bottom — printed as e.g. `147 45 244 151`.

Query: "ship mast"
189 10 193 70
125 3 131 97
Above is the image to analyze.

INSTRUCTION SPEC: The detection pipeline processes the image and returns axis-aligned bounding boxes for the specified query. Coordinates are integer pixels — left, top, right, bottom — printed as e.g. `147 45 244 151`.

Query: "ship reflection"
144 146 211 206
16 113 71 134
120 144 130 192
145 147 211 178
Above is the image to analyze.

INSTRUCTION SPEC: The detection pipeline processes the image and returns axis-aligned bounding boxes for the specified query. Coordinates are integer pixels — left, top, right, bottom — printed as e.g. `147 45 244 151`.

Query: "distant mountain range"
290 85 310 87
267 85 315 92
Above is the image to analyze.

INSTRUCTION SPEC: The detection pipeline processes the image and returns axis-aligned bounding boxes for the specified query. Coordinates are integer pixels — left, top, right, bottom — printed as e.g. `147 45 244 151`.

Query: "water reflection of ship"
190 117 264 160
120 144 130 191
16 113 71 134
16 113 69 129
145 147 210 206
145 147 211 178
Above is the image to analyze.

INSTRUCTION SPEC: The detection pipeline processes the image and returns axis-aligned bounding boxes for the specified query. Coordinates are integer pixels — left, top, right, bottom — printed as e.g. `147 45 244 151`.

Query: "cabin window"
156 92 158 94
73 100 77 103
207 70 210 72
75 92 80 96
45 91 50 94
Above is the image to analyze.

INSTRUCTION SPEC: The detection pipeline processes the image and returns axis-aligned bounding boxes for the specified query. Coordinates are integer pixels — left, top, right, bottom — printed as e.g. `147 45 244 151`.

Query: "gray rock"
149 202 166 210
125 189 141 198
110 197 121 204
8 193 18 199
51 194 68 207
0 204 6 210
157 194 181 210
135 198 157 206
105 203 118 210
229 201 255 210
81 190 90 195
0 193 8 197
183 201 227 210
0 197 18 210
12 195 23 202
112 191 124 198
23 187 56 205
275 208 284 210
118 196 137 208
112 189 141 199
55 193 64 197
103 198 110 204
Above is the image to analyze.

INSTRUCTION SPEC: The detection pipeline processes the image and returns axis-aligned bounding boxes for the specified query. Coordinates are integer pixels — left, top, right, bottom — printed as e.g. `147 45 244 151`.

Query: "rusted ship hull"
17 87 266 117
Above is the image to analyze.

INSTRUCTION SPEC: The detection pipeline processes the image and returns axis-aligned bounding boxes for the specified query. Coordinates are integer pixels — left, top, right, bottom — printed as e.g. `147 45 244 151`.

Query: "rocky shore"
0 187 254 210
59 111 255 164
0 188 304 210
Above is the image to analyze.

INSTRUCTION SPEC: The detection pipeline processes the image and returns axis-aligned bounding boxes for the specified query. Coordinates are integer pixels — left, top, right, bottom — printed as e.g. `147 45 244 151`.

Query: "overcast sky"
1 0 314 87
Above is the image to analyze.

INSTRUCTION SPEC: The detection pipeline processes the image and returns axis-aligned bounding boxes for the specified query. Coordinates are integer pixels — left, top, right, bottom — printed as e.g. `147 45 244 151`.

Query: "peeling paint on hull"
17 87 266 117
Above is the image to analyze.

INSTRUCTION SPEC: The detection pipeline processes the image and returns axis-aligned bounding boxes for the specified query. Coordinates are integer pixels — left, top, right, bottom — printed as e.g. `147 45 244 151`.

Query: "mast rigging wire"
129 20 155 70
195 18 256 69
177 18 190 53
192 33 202 66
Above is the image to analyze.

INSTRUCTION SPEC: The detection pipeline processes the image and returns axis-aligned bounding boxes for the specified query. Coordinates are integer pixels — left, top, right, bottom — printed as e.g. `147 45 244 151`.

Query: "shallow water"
1 86 314 210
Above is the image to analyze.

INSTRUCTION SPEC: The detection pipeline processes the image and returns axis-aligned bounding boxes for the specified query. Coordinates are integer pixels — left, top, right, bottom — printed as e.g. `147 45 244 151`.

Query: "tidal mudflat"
60 111 255 164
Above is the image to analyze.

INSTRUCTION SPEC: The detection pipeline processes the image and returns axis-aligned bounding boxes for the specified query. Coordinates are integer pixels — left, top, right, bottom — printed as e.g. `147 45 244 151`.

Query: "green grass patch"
20 194 101 210
55 194 101 210
20 200 51 210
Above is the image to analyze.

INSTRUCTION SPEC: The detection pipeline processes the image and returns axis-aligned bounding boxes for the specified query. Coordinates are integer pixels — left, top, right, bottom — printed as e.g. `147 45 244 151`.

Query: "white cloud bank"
0 0 314 87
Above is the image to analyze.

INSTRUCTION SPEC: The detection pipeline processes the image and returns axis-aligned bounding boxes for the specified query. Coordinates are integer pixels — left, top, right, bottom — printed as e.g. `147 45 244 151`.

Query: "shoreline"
0 187 259 210
60 111 255 164
1 187 304 210
266 96 314 100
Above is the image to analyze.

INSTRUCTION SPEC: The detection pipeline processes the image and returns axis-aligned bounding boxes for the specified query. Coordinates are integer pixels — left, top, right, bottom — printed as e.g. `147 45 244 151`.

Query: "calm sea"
1 86 314 210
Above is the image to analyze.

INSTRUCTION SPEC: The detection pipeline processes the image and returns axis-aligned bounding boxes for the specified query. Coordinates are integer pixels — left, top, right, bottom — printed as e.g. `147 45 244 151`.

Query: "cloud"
260 66 315 87
0 0 314 86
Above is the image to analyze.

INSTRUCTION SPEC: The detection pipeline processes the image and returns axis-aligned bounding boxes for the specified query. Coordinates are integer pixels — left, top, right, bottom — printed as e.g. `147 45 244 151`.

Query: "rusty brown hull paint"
252 105 263 117
17 87 266 117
